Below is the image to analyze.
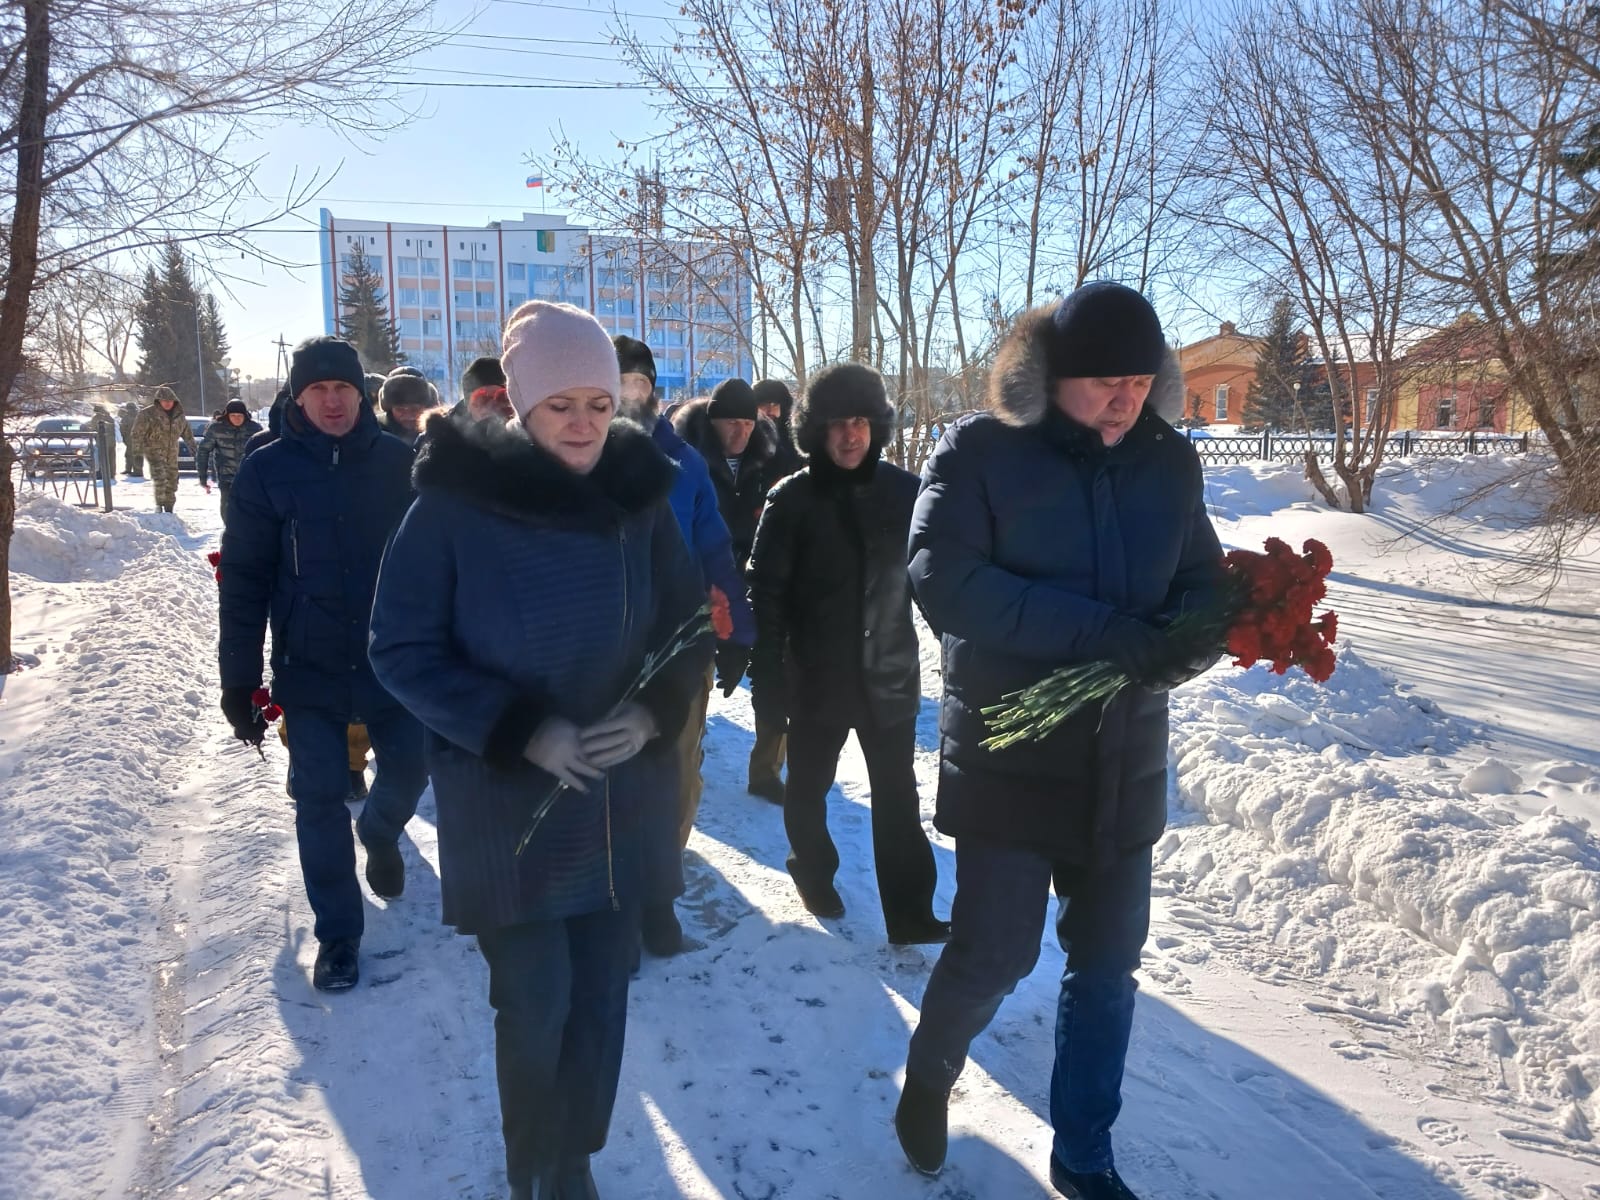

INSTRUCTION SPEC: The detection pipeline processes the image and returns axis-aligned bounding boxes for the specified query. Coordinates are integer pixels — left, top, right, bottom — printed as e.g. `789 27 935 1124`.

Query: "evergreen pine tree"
133 245 230 413
1241 298 1309 430
200 294 231 413
337 244 406 372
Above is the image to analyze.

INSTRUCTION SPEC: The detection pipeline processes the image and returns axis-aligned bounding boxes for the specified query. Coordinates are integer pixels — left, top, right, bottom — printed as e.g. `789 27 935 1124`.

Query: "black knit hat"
706 377 758 421
751 378 794 417
460 356 506 398
613 335 656 387
794 363 892 456
224 398 250 417
379 369 437 413
289 336 366 400
1048 282 1167 380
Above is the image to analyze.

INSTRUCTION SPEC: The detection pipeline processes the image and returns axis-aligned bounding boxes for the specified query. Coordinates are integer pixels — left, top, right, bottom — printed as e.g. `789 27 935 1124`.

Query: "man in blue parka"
615 335 756 958
894 284 1225 1200
218 335 428 993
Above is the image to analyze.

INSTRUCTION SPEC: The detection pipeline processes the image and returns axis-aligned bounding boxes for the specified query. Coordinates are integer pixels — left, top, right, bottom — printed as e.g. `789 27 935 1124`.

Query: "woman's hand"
523 717 605 791
578 703 659 769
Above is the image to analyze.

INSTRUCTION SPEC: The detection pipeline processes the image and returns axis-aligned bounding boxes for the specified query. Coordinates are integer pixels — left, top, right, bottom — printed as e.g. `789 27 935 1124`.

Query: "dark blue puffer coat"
218 399 416 717
368 414 712 933
909 305 1224 864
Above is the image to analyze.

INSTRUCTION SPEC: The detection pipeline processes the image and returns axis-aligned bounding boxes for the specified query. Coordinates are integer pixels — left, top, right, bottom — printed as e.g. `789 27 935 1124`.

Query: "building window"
422 318 441 337
399 318 422 338
656 327 686 348
453 258 472 279
506 262 526 281
1435 394 1456 428
1477 395 1498 428
1214 384 1229 422
507 292 526 309
476 260 495 280
420 258 440 277
397 257 418 275
476 289 495 308
1365 387 1379 418
649 300 686 321
454 320 476 339
422 289 440 307
598 297 635 317
399 287 419 306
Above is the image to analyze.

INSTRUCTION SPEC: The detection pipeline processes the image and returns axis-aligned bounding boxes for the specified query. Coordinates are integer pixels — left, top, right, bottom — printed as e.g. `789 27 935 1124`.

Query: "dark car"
178 416 208 474
21 418 100 479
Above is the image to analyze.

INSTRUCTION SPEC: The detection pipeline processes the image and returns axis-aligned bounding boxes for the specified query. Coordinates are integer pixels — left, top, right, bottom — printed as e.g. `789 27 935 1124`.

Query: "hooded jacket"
909 304 1224 862
218 400 416 717
368 414 712 931
670 398 797 571
746 376 920 727
129 394 197 469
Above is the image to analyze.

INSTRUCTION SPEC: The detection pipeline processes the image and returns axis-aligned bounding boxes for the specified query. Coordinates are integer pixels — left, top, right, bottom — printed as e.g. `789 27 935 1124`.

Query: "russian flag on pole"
525 175 544 189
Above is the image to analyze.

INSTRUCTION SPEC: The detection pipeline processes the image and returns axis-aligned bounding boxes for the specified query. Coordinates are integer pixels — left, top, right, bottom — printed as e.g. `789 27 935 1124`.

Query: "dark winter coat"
670 398 797 572
747 393 920 729
196 416 263 487
653 415 755 646
910 304 1224 864
367 414 712 933
218 401 417 717
243 390 289 457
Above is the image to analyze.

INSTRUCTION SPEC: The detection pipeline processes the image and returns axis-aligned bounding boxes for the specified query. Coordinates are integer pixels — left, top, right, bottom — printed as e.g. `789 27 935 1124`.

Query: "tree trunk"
0 0 52 674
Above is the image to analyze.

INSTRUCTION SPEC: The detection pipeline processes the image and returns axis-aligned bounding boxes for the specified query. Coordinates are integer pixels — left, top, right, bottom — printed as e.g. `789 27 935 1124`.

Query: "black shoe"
348 768 369 801
886 916 951 946
553 1157 599 1199
362 837 405 899
894 1075 950 1176
312 938 360 991
1050 1160 1140 1199
641 904 684 958
788 869 845 919
509 1170 558 1200
746 775 785 804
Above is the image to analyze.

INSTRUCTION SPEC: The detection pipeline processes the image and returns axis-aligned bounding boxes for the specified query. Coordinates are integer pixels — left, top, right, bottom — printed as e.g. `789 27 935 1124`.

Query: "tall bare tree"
0 0 443 671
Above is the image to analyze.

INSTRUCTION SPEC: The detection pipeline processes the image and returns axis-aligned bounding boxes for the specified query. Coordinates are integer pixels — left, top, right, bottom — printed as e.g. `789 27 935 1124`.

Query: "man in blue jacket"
616 336 756 957
894 285 1225 1200
218 336 428 993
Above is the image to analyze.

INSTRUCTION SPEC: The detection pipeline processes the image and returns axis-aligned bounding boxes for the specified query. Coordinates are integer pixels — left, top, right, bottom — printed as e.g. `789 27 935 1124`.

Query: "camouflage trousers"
148 459 179 509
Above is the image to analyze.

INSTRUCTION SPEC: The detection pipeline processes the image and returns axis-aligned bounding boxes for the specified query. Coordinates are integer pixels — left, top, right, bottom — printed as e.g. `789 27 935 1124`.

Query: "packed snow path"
3 458 1598 1200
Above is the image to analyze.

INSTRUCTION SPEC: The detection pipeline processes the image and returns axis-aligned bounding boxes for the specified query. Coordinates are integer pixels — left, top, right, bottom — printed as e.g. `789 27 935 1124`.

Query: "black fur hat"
379 369 438 413
751 378 793 417
793 362 893 456
613 335 656 386
706 377 758 421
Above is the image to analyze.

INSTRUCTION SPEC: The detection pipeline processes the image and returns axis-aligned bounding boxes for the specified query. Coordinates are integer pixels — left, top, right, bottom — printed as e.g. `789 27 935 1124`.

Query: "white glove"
578 702 658 769
522 716 604 792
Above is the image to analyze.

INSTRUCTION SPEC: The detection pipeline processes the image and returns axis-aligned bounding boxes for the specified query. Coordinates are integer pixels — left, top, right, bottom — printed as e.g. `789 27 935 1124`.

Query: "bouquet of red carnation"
240 687 284 759
982 537 1338 751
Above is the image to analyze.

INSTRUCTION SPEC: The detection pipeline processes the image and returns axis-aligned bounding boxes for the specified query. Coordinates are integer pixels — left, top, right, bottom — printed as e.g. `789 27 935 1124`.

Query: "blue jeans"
283 704 427 943
905 839 1152 1173
477 907 639 1190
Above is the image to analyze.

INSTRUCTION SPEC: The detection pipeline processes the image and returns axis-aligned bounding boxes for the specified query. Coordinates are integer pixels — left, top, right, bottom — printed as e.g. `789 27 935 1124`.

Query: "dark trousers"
218 483 231 521
784 715 938 928
477 907 639 1190
906 839 1152 1173
748 714 787 784
283 705 427 943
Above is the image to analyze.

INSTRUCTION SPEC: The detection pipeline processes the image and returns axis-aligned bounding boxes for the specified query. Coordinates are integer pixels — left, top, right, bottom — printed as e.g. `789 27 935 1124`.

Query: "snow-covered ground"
3 457 1598 1200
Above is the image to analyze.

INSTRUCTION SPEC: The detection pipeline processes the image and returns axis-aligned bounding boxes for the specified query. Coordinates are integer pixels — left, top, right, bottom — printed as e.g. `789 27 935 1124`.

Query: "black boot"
746 774 785 804
362 837 405 899
1050 1161 1140 1199
553 1157 599 1199
509 1169 558 1200
788 869 845 920
348 768 369 801
641 904 684 957
894 1075 949 1176
312 938 360 991
885 915 952 946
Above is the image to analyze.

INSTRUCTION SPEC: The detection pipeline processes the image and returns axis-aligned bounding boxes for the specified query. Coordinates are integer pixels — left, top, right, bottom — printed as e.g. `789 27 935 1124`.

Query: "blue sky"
212 0 681 380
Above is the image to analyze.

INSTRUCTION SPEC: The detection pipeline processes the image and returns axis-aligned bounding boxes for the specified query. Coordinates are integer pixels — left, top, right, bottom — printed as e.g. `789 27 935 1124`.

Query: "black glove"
220 686 268 746
714 641 751 697
750 682 788 734
1147 624 1226 691
1096 616 1171 686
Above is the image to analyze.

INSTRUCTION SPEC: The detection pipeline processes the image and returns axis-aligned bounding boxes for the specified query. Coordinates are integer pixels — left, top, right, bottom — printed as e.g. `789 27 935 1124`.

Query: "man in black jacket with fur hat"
893 284 1225 1199
747 364 947 944
673 376 799 801
376 366 438 444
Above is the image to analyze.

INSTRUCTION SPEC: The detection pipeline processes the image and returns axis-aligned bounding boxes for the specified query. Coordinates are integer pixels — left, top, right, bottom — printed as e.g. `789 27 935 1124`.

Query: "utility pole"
272 335 291 401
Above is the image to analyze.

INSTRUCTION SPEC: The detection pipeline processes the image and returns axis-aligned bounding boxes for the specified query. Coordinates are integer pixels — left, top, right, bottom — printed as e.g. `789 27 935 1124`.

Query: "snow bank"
0 498 217 1196
1163 648 1600 1108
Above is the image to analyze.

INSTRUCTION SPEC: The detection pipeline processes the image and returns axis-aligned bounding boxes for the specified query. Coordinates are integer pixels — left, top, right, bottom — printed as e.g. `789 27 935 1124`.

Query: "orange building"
1175 322 1260 425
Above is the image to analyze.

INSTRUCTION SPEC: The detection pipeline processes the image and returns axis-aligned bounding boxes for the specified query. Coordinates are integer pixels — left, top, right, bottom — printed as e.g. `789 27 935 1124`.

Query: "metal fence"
5 427 116 511
1185 429 1530 467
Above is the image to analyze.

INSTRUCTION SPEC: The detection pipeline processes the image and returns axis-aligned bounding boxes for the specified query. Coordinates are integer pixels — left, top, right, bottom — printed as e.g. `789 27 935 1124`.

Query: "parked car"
20 418 100 479
177 416 208 474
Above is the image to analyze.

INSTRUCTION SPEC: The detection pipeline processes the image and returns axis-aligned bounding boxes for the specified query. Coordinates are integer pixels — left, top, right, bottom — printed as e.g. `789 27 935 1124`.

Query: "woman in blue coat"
369 302 711 1200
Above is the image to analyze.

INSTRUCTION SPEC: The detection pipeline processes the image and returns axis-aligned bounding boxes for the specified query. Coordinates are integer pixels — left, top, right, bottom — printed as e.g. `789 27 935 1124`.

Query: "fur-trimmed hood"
413 410 675 525
793 365 894 457
669 395 779 476
988 303 1185 429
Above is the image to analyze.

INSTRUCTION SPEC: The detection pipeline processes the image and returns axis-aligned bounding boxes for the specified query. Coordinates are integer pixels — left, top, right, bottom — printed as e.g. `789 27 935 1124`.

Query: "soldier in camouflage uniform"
130 386 197 512
119 401 142 476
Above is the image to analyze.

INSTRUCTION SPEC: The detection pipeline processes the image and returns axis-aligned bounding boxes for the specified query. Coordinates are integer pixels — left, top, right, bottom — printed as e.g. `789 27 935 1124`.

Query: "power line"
488 0 689 21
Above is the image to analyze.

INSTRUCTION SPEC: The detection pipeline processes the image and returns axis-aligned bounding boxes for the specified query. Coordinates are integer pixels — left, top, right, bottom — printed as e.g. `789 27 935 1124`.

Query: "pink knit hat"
501 301 622 420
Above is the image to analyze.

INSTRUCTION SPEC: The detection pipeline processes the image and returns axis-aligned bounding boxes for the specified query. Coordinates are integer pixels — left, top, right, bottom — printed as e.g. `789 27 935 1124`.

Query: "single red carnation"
707 585 735 641
1302 538 1334 579
206 550 221 567
252 687 273 709
1316 611 1338 643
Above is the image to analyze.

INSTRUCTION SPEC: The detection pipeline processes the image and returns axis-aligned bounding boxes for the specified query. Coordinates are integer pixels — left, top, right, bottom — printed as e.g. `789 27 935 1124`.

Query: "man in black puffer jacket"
747 363 946 945
218 336 428 994
197 399 263 519
894 284 1225 1200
